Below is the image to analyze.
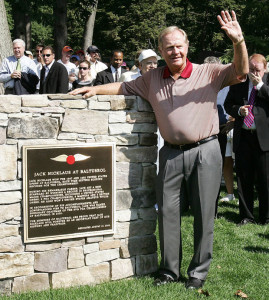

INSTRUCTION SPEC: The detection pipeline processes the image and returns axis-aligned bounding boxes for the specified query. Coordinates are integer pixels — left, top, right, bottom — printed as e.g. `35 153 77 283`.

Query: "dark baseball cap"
87 45 100 53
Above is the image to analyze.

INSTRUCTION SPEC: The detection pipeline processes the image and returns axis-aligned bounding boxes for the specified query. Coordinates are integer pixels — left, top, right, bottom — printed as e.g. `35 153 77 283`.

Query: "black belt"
242 128 256 134
164 135 217 151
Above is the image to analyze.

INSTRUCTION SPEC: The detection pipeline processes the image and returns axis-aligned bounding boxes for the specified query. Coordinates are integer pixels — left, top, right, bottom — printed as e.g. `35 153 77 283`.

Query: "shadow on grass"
217 209 240 224
258 233 269 239
244 246 269 253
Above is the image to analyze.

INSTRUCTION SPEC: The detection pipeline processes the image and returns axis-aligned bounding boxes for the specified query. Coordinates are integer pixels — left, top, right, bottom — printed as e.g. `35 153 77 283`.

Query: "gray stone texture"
7 116 58 139
12 273 50 293
0 96 21 113
34 249 68 272
136 253 158 275
61 109 108 134
116 162 142 189
117 146 157 163
0 145 17 180
111 258 135 280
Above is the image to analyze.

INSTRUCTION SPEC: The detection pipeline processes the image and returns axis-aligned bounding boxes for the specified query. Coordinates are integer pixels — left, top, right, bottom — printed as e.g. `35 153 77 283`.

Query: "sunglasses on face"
79 67 88 70
36 50 42 53
42 54 52 57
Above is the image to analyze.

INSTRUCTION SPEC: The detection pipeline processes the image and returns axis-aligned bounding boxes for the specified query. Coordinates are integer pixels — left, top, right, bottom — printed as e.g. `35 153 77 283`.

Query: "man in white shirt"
86 45 107 80
0 39 38 94
57 46 77 91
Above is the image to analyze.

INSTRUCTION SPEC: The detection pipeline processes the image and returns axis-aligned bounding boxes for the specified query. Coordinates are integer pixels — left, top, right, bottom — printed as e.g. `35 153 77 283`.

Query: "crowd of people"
0 9 268 291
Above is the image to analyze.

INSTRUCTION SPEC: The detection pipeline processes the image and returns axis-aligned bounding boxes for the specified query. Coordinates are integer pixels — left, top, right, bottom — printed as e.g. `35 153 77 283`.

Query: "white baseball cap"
138 49 159 62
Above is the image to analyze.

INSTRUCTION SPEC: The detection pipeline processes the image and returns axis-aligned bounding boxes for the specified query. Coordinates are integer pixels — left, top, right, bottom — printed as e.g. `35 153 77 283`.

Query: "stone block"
116 162 142 189
0 236 24 253
0 145 17 181
34 248 68 272
111 258 135 280
47 94 81 100
59 100 87 109
51 263 110 289
108 111 126 123
0 225 18 238
95 134 139 146
62 238 85 248
0 253 34 279
114 220 156 239
98 95 126 101
0 191 22 204
85 248 119 266
0 203 20 223
136 253 158 275
142 164 157 188
7 116 58 139
116 188 156 210
0 180 22 192
137 96 153 112
0 279 12 296
68 247 85 269
139 133 158 146
21 107 65 113
109 124 133 135
120 235 157 258
110 98 136 111
86 236 104 243
84 243 99 254
116 209 138 222
61 109 108 134
89 100 110 110
0 127 6 144
12 273 50 293
132 123 157 133
126 112 156 124
21 95 49 107
57 132 77 140
99 239 121 251
0 96 21 113
138 208 157 221
117 146 157 163
25 242 61 252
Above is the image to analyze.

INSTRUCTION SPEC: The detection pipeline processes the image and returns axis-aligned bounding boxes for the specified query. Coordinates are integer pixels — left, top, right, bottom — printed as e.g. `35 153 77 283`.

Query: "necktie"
244 86 257 128
16 59 21 71
115 70 119 82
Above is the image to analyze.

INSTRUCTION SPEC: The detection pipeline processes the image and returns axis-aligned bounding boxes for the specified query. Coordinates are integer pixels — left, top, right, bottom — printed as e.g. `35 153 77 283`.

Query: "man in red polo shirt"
70 11 248 289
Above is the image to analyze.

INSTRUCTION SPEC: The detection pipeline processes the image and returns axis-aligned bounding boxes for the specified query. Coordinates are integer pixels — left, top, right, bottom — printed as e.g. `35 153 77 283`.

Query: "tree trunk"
0 0 13 94
83 0 98 52
53 0 68 60
25 13 32 50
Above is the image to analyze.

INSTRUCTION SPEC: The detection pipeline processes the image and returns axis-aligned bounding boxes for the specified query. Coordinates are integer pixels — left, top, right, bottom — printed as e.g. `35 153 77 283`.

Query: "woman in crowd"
72 60 94 89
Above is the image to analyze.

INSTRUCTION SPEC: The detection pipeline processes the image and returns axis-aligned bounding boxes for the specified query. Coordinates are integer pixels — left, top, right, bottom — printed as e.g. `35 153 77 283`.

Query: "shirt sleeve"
121 71 152 100
0 58 12 83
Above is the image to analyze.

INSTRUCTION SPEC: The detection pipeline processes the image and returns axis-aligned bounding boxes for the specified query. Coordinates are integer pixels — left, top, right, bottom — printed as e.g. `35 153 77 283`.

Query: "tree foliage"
3 0 269 63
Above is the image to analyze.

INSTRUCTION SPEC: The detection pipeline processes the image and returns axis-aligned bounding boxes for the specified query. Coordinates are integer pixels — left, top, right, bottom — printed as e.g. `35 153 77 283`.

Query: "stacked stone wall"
0 94 158 295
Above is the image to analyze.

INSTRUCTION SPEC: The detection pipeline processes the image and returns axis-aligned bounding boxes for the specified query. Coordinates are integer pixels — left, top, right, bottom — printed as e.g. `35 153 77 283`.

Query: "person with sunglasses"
33 44 45 93
39 46 69 94
72 60 94 89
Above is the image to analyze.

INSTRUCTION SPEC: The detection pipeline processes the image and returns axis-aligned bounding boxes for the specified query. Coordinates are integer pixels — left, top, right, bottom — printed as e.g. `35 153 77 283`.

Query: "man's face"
62 50 72 61
111 52 123 69
13 43 25 59
159 30 188 71
42 49 55 66
35 46 43 59
140 56 158 75
249 59 266 79
89 51 99 62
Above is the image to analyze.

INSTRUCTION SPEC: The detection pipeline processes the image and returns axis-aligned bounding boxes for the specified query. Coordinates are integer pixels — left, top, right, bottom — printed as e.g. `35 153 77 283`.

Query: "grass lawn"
1 188 269 300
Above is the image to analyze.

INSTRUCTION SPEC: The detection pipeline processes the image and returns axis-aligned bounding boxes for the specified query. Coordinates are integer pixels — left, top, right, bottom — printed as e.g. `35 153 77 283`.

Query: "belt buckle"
179 144 185 150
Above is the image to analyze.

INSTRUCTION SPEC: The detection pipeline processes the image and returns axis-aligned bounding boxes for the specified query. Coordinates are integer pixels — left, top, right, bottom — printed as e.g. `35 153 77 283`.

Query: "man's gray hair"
13 39 25 48
158 26 189 49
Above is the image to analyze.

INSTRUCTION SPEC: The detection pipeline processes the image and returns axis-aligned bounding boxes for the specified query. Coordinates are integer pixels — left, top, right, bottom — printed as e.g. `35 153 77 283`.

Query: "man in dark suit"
94 50 127 86
224 53 269 225
39 46 69 94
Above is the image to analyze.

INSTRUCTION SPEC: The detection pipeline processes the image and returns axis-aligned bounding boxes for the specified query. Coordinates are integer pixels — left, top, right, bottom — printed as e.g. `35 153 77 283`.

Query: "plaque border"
23 143 116 243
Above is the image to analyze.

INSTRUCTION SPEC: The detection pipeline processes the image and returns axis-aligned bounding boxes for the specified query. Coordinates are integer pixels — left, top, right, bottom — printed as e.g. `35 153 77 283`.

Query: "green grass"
1 189 269 300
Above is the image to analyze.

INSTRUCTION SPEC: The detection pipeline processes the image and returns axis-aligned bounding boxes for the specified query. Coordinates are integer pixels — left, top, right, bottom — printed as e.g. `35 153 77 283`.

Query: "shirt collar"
163 58 193 79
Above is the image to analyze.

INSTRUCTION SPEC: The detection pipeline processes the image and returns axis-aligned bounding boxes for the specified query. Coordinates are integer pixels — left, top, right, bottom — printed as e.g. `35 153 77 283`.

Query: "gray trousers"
156 139 222 280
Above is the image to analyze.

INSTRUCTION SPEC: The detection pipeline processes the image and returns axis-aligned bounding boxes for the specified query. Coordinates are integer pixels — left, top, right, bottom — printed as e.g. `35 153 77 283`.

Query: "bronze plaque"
23 143 115 243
